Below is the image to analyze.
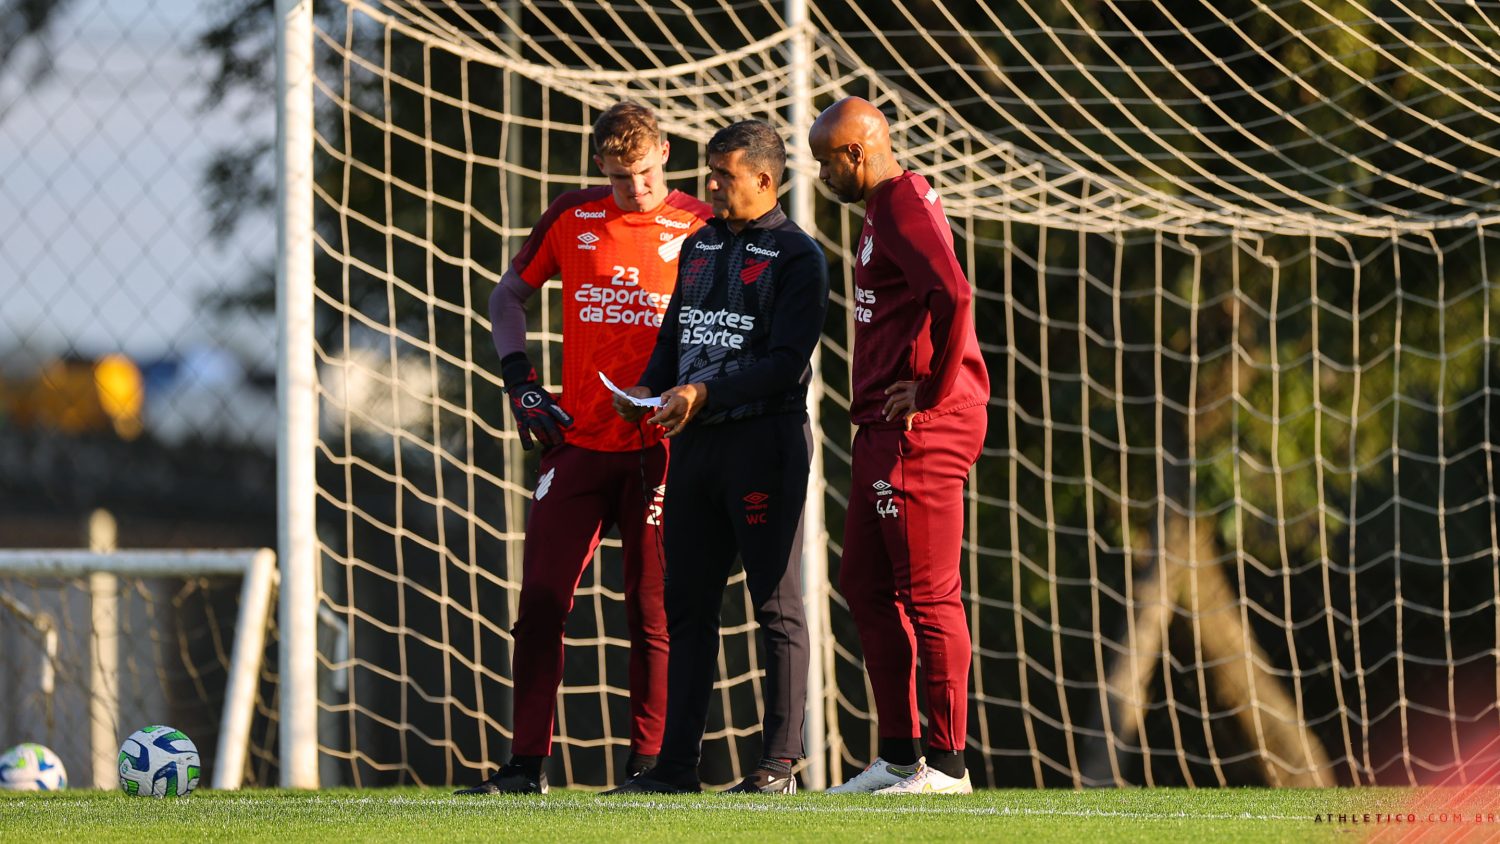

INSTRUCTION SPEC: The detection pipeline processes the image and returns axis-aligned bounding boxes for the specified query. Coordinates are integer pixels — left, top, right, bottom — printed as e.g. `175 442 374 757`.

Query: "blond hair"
592 102 662 161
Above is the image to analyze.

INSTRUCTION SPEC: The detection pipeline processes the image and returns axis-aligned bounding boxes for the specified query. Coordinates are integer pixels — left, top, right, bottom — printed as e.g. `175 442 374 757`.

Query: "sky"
0 0 276 370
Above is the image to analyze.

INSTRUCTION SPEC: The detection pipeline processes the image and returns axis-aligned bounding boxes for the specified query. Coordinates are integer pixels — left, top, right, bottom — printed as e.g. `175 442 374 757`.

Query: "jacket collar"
710 203 786 235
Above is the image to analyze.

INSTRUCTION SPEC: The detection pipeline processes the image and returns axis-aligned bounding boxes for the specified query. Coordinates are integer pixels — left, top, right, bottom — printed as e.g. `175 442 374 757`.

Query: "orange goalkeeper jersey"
512 187 712 452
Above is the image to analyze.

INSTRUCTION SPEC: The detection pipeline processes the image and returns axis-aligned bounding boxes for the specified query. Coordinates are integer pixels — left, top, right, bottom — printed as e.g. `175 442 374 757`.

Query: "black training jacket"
638 204 829 426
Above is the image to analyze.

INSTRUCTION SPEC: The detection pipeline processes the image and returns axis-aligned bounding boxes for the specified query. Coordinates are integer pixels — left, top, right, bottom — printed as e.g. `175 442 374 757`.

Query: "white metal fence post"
87 510 119 791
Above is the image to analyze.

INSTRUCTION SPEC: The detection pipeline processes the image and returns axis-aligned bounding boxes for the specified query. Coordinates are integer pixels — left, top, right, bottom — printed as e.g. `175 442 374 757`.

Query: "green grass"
0 786 1486 842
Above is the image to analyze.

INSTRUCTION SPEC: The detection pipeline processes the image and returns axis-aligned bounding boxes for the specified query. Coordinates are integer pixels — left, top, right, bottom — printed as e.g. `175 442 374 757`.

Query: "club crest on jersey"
740 257 770 285
658 233 686 262
577 231 599 251
860 234 873 266
535 467 556 501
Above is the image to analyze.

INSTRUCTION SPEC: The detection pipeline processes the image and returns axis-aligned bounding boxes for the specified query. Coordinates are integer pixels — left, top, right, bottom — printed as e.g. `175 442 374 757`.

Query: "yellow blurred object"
21 359 107 434
94 354 144 440
3 354 145 439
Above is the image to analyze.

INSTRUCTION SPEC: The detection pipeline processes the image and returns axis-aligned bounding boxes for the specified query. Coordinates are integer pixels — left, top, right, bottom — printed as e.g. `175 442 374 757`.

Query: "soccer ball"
0 743 67 791
117 726 200 798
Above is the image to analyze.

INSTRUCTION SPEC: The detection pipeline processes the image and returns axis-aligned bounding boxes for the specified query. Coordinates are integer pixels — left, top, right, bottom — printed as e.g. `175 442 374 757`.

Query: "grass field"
5 786 1495 842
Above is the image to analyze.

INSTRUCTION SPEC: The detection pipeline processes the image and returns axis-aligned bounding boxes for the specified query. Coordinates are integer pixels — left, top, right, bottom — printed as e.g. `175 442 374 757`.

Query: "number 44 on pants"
874 480 899 519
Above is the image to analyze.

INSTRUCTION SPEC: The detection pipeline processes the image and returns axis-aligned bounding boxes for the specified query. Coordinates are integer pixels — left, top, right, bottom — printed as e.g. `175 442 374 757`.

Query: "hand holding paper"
600 371 662 408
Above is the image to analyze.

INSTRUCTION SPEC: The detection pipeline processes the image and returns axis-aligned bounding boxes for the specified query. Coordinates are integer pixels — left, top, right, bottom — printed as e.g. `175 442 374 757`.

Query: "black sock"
925 747 965 779
626 752 657 778
758 757 793 776
508 754 545 778
879 737 921 767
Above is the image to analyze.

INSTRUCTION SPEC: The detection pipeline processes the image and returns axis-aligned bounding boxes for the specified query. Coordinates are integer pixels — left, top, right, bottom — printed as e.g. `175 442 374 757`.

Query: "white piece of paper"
599 371 662 407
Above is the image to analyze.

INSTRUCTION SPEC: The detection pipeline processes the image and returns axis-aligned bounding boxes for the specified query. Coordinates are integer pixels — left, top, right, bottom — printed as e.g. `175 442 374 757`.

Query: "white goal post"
0 549 277 791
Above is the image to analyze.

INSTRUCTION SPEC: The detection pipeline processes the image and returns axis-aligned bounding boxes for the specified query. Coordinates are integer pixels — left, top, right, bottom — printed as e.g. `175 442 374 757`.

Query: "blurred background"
1 0 276 545
0 0 280 787
6 0 1500 795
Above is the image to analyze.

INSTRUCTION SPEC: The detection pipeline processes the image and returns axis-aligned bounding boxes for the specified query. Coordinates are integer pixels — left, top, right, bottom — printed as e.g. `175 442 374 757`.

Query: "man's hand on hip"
882 380 921 431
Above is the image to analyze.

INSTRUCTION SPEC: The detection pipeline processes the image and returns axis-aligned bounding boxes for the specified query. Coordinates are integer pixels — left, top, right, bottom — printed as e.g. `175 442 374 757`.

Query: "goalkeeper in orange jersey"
456 102 712 795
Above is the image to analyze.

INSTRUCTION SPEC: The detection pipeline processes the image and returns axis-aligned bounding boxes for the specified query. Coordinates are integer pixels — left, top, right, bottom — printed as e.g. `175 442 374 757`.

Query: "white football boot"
872 764 972 795
825 757 924 794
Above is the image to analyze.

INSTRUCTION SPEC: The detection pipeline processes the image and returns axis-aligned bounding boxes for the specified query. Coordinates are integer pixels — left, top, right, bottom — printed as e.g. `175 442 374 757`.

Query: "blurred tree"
0 0 78 97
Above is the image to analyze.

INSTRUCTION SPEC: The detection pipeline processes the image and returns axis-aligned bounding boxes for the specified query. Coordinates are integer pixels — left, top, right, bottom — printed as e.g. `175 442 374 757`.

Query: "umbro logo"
577 231 599 251
743 491 769 525
924 187 939 205
872 479 892 494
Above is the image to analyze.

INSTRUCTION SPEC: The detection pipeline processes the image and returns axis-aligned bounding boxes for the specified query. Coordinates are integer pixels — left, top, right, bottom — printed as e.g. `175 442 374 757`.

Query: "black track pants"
656 413 811 770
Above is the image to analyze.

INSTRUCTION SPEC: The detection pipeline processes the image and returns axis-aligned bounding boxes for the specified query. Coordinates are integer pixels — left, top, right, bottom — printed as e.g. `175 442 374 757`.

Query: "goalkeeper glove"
501 353 573 450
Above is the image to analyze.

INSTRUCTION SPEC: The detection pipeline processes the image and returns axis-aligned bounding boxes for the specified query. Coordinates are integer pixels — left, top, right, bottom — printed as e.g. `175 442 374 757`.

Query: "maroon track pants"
839 403 986 753
510 442 669 756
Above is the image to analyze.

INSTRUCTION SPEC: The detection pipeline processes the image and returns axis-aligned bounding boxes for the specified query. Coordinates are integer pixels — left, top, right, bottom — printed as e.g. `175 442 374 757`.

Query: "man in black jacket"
609 119 829 794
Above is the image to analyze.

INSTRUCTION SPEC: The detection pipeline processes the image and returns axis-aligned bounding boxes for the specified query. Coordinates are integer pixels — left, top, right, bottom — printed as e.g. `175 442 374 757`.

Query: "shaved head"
808 97 899 203
809 97 890 153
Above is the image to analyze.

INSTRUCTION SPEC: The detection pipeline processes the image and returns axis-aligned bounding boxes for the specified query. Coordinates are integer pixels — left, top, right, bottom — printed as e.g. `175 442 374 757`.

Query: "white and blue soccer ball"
118 725 200 798
0 742 68 791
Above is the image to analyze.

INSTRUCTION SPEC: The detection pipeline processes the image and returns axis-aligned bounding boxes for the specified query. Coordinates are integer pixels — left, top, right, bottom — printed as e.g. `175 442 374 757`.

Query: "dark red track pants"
839 403 986 753
509 442 669 756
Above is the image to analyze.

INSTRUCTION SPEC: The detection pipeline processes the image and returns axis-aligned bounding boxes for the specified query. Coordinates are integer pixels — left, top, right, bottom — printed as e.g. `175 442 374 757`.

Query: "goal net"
0 540 279 789
303 0 1500 788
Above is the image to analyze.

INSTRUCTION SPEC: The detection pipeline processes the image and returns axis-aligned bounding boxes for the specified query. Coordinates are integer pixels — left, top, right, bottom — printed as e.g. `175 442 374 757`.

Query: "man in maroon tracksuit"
809 97 990 795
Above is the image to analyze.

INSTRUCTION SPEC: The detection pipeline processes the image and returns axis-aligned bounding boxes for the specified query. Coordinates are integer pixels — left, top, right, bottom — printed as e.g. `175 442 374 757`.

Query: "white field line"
194 796 1300 822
